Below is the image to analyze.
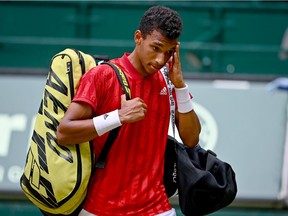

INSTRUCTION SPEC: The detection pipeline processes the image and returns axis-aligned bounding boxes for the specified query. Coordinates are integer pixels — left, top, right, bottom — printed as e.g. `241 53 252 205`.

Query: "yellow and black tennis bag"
20 48 99 215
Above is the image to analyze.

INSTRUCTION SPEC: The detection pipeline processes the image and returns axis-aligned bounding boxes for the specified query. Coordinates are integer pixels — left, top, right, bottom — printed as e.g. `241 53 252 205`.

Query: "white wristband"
175 84 194 113
93 110 122 136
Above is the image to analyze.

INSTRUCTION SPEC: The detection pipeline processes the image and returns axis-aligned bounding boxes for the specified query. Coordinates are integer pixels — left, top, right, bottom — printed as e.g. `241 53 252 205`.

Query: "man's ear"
134 30 142 44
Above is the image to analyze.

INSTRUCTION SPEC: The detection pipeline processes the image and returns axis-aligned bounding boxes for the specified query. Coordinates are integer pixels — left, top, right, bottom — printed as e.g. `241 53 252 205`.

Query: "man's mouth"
151 64 162 71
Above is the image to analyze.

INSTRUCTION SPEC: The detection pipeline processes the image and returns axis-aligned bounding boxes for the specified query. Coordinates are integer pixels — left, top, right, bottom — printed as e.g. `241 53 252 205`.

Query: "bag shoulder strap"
160 65 176 138
95 62 131 168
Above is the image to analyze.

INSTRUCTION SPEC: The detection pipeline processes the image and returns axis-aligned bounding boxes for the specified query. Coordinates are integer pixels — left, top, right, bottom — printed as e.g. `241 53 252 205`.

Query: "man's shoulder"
80 64 118 86
89 62 118 74
95 54 126 72
110 54 129 69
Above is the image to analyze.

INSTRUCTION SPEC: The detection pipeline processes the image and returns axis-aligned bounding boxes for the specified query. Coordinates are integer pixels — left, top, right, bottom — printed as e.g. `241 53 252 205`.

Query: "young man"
57 5 201 216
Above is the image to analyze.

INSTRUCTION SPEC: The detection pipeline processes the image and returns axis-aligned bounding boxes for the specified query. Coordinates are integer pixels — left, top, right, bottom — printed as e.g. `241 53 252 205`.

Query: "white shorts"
78 208 176 216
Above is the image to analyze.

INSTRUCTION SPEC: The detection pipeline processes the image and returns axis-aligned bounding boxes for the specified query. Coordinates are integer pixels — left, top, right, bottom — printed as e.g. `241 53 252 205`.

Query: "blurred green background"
1 201 288 215
1 1 288 215
0 1 287 77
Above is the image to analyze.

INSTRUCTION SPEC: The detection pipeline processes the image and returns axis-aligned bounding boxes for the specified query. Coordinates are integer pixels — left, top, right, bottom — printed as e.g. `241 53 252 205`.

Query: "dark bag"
164 136 237 216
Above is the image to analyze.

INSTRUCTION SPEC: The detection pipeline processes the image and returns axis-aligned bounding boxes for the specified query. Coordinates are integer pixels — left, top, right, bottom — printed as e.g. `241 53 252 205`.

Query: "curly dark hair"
139 5 183 40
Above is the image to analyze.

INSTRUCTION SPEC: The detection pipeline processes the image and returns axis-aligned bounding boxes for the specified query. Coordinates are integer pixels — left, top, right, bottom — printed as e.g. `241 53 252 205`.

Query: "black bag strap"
104 62 131 100
95 62 131 168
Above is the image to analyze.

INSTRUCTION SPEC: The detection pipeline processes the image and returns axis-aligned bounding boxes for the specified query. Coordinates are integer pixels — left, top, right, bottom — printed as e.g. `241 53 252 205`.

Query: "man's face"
135 29 178 77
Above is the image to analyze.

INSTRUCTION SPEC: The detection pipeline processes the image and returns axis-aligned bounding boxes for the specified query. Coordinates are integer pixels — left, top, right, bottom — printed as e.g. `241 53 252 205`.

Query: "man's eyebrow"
152 41 176 51
152 41 164 47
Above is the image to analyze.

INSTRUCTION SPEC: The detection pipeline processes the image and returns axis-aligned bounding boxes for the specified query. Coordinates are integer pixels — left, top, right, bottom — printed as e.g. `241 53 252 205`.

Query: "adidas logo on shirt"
160 87 167 95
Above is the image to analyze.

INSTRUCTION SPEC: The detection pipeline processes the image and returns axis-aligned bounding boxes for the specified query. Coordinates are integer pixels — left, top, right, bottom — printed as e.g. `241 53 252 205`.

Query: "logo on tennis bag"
20 48 102 215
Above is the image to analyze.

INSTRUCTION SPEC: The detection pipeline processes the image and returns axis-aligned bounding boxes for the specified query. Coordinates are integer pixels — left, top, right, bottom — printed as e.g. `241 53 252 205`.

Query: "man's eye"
152 46 159 51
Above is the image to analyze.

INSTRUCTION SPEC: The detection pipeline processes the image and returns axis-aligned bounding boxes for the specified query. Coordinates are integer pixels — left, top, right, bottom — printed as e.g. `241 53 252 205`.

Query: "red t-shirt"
73 53 172 216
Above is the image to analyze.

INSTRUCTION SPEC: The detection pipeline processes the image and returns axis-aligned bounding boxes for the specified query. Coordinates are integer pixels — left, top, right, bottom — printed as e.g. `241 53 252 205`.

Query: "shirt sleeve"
73 65 115 114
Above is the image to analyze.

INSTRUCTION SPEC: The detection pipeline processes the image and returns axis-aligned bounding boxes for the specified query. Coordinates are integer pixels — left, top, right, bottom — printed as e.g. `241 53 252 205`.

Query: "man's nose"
155 53 166 66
